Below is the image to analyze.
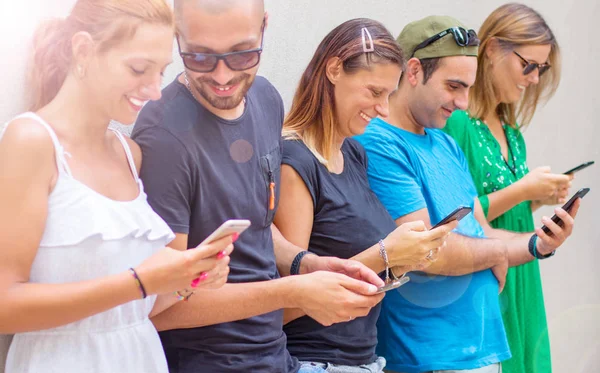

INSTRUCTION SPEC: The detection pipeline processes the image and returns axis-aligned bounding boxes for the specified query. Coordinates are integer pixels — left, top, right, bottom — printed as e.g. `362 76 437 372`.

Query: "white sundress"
0 112 175 373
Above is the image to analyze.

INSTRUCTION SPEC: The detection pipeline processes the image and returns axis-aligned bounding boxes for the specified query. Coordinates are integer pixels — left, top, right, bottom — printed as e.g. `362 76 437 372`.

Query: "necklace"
183 72 246 106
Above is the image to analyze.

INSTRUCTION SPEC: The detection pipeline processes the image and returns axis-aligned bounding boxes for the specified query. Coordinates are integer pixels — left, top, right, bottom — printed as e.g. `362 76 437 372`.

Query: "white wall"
1 0 598 371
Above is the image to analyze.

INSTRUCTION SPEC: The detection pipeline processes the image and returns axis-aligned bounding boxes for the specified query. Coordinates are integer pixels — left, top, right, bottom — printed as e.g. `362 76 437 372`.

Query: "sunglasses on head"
412 27 477 57
177 20 265 73
513 51 551 77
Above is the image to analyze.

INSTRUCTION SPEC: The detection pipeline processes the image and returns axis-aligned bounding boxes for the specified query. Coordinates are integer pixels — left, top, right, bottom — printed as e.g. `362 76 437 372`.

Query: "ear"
325 57 343 85
405 58 422 87
264 11 269 29
71 31 95 73
485 37 501 60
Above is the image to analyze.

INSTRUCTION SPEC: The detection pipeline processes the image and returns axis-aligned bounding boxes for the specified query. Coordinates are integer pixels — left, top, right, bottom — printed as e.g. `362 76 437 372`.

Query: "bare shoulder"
0 117 57 166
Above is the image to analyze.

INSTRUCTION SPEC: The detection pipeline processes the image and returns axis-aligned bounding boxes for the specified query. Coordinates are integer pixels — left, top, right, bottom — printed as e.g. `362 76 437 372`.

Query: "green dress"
443 110 552 373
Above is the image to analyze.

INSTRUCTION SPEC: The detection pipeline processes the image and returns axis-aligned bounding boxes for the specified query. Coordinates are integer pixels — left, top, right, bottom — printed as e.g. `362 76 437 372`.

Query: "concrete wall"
1 0 598 371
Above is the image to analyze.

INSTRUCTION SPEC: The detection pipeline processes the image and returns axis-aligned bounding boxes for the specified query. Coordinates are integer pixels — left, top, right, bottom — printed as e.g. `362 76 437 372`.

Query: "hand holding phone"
375 275 410 294
198 219 251 247
431 206 472 230
563 161 594 175
541 188 589 235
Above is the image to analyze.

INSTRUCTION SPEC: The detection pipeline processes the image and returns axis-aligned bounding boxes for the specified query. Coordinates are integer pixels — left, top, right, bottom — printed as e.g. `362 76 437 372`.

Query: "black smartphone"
563 161 595 175
541 188 590 235
431 206 473 230
375 275 410 294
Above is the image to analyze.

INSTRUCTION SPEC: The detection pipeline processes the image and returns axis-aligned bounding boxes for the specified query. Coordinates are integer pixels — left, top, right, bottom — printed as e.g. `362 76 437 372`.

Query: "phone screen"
564 161 594 175
541 188 589 234
431 206 472 230
375 276 410 294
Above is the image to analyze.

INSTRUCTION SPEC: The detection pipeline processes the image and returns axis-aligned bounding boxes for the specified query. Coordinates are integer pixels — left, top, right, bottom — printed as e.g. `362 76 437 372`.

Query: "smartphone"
563 161 594 175
431 206 473 230
541 188 590 235
198 219 251 246
375 275 410 294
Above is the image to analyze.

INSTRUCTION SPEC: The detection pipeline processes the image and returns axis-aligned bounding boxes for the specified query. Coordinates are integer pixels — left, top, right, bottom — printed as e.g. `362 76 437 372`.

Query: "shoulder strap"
109 129 139 180
5 112 73 176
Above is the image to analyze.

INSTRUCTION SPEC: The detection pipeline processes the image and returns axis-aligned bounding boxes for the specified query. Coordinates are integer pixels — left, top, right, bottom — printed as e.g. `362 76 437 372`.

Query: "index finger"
429 220 458 236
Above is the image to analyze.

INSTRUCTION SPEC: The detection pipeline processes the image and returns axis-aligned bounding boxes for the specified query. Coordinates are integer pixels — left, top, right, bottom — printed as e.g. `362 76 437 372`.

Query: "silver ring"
426 250 435 262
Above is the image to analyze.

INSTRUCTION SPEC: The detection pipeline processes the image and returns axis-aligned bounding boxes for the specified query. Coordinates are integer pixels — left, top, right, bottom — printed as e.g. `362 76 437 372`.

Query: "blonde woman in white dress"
0 0 234 372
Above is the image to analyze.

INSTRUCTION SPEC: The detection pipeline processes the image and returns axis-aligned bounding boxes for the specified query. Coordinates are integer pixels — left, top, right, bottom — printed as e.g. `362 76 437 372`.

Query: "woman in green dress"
443 4 572 373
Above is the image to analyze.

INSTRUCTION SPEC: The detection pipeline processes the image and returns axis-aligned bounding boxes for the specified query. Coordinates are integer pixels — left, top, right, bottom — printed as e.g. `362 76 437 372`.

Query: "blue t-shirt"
355 117 510 373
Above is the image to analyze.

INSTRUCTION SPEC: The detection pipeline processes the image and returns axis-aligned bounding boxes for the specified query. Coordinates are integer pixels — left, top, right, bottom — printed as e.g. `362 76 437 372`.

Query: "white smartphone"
198 219 251 246
375 275 410 294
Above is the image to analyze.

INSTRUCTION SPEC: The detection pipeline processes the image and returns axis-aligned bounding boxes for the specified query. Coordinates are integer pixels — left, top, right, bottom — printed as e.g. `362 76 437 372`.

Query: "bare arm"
151 233 383 330
484 167 572 221
483 183 528 221
0 120 143 333
395 207 505 276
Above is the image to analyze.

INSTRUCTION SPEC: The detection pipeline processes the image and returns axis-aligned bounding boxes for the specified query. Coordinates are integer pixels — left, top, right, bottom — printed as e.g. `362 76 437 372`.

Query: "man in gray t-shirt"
131 1 384 372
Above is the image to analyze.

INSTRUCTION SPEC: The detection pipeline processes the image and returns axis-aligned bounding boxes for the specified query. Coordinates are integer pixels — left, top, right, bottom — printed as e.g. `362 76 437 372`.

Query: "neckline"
479 119 517 178
22 112 144 204
58 174 144 204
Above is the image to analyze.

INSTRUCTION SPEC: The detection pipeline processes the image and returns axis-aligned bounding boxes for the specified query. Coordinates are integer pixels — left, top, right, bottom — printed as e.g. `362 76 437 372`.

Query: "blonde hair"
283 18 404 171
28 0 174 111
469 3 561 128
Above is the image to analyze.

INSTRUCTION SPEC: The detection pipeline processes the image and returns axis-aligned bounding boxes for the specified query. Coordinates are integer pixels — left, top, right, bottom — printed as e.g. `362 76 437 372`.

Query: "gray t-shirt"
131 76 298 373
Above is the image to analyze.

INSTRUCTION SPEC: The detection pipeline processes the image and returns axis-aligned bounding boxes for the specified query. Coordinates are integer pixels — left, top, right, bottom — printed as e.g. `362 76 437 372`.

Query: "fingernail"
199 272 209 281
190 278 200 288
217 250 228 259
368 285 377 293
232 233 239 242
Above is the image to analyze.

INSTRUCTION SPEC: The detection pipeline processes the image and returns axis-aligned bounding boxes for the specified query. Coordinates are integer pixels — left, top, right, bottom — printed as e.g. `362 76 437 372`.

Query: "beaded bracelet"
378 239 393 283
128 268 147 299
174 290 195 302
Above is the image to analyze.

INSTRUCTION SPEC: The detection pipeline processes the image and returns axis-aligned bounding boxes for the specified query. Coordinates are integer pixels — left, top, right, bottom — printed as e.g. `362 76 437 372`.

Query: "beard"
192 73 255 110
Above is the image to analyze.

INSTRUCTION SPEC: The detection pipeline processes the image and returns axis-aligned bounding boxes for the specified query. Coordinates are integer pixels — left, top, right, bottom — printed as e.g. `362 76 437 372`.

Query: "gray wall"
1 0 598 371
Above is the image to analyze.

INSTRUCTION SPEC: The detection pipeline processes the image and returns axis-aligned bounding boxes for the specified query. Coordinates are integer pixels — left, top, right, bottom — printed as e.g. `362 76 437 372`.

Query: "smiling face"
176 1 265 112
330 61 402 138
490 44 551 104
409 55 477 129
84 23 173 125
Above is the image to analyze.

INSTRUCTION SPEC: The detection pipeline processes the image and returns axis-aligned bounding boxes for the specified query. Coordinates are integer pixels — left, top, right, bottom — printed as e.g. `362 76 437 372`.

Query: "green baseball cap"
397 15 478 59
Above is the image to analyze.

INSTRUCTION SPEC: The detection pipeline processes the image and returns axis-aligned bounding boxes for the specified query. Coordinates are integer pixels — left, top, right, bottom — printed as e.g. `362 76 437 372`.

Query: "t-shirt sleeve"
361 136 426 220
281 139 320 210
132 125 196 235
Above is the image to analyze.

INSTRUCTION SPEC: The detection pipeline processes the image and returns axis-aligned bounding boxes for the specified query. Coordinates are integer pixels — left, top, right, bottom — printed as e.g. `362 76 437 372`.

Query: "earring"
77 65 86 78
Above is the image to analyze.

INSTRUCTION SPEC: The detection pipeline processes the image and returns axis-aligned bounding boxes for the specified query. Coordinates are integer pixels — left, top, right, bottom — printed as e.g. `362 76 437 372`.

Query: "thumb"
536 166 551 173
191 235 232 260
401 220 427 232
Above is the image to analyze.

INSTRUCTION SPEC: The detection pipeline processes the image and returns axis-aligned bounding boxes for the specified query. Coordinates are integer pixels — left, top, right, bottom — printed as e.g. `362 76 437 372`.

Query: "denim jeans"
300 356 386 373
384 362 501 373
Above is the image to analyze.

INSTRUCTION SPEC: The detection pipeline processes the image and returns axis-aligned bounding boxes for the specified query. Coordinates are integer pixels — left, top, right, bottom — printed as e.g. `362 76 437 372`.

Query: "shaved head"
175 0 264 23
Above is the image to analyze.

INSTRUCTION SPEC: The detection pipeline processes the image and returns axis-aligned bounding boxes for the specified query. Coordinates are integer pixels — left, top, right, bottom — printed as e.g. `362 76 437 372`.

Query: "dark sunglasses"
513 51 551 77
412 27 477 57
177 20 265 73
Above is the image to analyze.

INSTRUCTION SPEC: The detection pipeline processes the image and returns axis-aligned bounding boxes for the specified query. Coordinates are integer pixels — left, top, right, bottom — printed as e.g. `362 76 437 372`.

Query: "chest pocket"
259 146 281 227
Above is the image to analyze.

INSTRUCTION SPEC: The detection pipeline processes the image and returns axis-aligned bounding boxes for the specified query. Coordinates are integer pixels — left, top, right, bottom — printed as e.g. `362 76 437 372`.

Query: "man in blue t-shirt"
355 16 581 373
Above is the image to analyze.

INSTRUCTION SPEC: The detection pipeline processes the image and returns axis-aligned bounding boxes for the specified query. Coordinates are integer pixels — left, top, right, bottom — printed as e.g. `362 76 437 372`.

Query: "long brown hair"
469 3 561 128
28 0 174 111
283 18 404 170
